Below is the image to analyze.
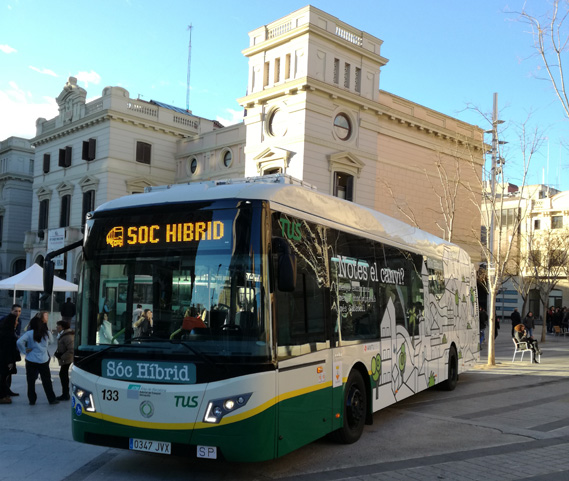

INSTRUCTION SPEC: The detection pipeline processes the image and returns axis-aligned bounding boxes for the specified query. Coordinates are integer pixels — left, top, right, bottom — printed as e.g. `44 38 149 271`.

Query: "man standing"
479 307 488 346
0 304 22 401
132 304 143 326
60 297 76 324
510 308 521 337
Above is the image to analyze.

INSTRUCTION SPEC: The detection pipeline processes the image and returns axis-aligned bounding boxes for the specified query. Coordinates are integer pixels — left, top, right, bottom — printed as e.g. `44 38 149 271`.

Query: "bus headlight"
72 384 96 413
203 393 252 424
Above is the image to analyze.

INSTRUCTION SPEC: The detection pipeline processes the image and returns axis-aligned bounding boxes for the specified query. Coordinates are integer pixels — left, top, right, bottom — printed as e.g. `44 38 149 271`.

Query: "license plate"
129 438 171 455
197 445 218 459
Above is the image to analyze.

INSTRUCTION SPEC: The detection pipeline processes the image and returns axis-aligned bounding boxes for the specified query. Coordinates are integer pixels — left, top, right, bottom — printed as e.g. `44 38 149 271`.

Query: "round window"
333 113 352 140
190 158 197 174
223 150 232 168
268 108 287 137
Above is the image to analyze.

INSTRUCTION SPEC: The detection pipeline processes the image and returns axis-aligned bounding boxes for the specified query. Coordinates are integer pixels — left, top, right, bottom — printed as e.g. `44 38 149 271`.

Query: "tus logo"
140 400 154 418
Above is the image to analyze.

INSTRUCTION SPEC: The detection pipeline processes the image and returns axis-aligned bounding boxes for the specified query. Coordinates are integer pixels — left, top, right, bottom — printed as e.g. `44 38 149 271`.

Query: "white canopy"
0 263 78 296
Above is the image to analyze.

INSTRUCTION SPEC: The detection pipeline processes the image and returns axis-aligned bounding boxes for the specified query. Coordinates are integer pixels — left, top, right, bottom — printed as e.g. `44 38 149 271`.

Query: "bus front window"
77 206 267 360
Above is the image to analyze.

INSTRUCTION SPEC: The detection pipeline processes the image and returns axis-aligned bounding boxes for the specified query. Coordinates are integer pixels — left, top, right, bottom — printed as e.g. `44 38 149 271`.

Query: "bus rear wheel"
333 370 367 444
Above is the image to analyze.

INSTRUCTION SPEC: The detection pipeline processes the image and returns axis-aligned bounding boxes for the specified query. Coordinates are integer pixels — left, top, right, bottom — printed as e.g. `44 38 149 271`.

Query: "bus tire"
441 347 458 391
333 369 367 444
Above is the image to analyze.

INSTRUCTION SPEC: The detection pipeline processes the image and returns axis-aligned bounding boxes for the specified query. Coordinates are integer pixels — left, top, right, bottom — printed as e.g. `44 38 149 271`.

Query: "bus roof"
94 175 467 262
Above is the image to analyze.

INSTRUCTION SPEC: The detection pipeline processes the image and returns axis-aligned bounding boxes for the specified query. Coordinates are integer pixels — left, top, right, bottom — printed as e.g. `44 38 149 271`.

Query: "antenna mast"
186 24 193 112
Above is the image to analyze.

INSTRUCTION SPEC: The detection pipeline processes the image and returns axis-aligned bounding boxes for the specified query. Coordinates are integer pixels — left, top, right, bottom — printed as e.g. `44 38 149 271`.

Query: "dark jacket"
56 329 75 366
60 301 76 318
0 314 21 366
510 310 521 326
523 315 535 330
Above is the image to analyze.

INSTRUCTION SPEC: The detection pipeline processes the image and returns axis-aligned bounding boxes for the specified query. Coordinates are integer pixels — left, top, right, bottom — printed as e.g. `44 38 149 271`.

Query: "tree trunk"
487 293 496 365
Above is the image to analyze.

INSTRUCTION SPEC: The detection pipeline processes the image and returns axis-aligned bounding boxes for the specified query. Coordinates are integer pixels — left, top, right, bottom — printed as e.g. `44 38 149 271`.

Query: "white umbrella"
0 263 78 328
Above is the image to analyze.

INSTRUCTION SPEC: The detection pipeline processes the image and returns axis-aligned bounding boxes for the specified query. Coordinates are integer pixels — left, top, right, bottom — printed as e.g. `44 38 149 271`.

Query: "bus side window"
273 214 330 359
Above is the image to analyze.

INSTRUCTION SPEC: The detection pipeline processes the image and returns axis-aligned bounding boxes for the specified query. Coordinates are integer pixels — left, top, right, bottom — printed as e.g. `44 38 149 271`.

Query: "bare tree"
380 140 476 245
518 1 569 120
468 116 543 365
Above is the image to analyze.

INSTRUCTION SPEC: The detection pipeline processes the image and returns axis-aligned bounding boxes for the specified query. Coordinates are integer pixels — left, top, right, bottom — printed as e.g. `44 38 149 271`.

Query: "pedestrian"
0 304 22 397
0 312 21 404
54 320 74 401
479 307 488 345
133 309 153 338
132 304 143 327
523 311 535 338
60 297 76 324
514 323 542 363
97 312 117 344
16 311 59 405
510 308 521 337
494 315 500 339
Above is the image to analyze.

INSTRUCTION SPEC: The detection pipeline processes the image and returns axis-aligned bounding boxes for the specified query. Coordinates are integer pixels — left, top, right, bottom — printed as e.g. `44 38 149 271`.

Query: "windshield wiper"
171 340 225 372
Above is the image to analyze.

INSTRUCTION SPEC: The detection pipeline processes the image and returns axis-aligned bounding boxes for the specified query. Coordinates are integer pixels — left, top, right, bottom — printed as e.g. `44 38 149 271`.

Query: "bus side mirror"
43 260 55 296
272 238 297 292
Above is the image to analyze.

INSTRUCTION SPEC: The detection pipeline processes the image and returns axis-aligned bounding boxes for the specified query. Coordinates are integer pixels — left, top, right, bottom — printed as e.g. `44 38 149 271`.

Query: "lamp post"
486 93 505 313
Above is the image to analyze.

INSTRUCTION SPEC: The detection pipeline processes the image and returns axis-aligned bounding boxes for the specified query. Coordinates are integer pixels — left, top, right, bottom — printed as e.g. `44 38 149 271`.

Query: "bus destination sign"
106 221 226 248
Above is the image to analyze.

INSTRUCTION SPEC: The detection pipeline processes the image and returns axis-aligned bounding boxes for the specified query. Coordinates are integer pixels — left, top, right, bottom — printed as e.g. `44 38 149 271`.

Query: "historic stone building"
0 136 33 302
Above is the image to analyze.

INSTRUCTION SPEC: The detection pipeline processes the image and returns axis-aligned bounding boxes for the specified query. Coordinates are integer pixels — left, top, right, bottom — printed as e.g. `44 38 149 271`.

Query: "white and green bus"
70 174 479 461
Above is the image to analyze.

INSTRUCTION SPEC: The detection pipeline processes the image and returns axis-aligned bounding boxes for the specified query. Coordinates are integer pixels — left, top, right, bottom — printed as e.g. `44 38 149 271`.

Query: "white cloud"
0 82 58 139
75 70 101 88
29 66 58 77
216 108 244 127
0 44 17 54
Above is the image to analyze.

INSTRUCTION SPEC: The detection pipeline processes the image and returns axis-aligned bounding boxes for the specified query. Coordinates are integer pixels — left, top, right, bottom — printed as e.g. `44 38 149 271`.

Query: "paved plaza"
1 325 568 481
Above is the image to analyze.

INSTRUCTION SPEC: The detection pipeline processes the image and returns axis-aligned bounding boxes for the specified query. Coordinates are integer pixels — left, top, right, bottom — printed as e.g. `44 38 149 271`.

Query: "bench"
512 338 540 363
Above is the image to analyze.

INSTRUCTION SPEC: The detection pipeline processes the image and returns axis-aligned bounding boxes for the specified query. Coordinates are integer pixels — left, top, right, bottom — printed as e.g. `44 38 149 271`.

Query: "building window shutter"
60 195 71 228
136 141 151 164
83 138 97 161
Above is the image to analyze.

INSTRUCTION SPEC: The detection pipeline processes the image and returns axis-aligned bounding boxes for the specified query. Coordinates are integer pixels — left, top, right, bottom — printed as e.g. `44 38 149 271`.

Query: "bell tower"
238 6 388 205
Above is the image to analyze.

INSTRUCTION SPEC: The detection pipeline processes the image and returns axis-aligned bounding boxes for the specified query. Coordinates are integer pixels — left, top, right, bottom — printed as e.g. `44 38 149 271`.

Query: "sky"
1 0 568 189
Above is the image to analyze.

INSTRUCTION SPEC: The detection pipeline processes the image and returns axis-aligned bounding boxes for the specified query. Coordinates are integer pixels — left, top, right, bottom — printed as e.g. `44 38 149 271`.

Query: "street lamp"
486 93 505 313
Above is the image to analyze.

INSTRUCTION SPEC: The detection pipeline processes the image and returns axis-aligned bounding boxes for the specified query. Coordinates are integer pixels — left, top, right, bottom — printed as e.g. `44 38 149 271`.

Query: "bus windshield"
77 203 269 361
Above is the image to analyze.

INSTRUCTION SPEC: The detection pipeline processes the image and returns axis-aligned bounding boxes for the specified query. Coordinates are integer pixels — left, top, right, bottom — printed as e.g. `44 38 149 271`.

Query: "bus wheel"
441 347 458 391
333 370 367 444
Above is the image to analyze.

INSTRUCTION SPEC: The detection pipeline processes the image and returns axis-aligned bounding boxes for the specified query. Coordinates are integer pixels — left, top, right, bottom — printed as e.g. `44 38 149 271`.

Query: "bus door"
276 348 333 458
274 265 333 458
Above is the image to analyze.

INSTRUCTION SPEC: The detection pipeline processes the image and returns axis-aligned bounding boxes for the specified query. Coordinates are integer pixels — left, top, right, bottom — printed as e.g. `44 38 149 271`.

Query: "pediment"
78 175 100 192
126 177 157 194
56 181 75 196
253 147 295 175
328 151 365 177
253 147 294 161
36 186 52 201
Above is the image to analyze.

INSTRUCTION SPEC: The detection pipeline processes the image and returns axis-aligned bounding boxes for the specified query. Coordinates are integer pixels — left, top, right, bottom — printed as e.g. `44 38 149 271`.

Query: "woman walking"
16 311 59 405
55 320 74 401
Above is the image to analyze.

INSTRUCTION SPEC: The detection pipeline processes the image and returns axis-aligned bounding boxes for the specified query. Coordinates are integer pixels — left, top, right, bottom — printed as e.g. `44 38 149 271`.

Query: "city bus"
69 174 479 461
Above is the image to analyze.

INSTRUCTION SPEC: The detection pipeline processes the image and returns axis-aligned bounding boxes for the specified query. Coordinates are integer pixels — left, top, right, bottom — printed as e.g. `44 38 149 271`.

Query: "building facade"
0 137 33 304
482 183 569 320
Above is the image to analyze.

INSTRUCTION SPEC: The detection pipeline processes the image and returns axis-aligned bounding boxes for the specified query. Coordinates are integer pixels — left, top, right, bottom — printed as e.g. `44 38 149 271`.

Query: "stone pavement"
279 326 569 481
1 326 569 481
